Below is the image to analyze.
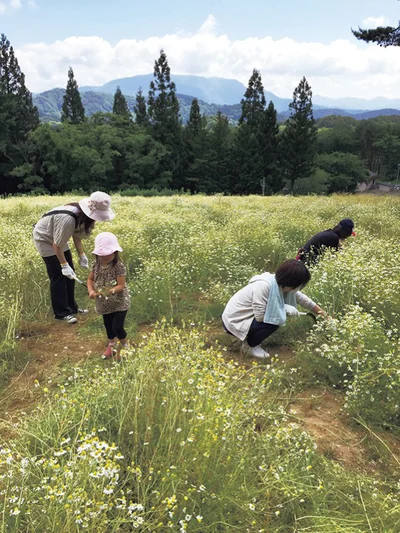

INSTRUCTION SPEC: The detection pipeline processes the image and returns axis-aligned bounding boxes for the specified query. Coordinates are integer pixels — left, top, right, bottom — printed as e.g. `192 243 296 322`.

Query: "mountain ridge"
78 73 400 112
32 87 400 124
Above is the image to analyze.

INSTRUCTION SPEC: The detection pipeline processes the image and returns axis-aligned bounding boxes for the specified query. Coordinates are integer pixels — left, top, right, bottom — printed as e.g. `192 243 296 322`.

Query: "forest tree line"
1 33 400 196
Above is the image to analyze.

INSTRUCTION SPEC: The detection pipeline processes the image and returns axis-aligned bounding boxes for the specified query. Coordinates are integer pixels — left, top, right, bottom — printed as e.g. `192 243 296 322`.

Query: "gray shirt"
33 205 86 257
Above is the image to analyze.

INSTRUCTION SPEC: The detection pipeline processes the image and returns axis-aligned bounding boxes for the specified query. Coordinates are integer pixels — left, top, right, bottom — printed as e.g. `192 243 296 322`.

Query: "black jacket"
298 229 340 263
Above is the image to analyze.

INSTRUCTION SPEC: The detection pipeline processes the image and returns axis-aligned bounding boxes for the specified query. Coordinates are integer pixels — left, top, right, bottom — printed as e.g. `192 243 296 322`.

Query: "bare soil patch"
0 315 104 435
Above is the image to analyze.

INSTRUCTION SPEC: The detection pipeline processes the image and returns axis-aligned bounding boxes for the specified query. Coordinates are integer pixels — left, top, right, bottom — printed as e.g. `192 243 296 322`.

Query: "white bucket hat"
92 232 123 256
79 191 115 221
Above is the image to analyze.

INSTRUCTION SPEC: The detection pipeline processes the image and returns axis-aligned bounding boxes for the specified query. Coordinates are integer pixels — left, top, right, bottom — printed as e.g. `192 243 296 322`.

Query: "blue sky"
1 0 400 99
3 0 399 46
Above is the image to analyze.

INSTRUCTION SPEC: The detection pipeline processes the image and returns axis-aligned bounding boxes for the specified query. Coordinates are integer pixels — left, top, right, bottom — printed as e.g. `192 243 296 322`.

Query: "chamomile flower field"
0 194 399 532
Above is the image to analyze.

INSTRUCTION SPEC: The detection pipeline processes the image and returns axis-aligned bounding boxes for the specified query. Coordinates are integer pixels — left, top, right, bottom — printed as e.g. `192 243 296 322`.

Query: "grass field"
0 194 399 532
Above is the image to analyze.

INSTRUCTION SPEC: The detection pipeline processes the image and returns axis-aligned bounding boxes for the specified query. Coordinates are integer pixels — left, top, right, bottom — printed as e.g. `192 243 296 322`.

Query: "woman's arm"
296 292 328 317
73 235 84 255
51 243 68 265
52 216 76 263
311 304 327 317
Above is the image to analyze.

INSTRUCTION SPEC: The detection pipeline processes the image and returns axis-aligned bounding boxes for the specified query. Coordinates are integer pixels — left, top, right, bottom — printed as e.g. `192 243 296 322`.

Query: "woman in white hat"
33 191 115 324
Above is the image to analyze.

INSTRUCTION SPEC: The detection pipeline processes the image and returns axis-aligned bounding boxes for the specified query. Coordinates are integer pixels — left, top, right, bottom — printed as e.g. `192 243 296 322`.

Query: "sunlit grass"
0 193 399 531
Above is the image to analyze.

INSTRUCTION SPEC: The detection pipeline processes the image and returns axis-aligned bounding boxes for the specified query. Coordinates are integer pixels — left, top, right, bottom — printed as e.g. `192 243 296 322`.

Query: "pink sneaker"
102 342 115 359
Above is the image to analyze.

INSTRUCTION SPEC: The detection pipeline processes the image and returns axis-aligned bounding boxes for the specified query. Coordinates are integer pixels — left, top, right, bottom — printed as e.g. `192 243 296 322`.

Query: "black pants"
42 250 78 319
222 317 279 347
246 319 279 347
102 311 128 340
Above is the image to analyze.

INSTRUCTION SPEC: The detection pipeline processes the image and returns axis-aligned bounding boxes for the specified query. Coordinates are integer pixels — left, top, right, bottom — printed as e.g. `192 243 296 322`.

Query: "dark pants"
246 319 279 347
103 311 128 340
222 317 279 347
42 250 78 319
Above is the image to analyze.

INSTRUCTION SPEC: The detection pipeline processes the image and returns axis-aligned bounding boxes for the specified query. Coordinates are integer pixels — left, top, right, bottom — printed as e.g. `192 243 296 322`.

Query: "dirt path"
0 315 104 434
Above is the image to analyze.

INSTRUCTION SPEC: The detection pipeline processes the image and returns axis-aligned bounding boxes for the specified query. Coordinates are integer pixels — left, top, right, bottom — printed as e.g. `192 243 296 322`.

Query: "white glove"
60 263 76 280
284 304 300 317
79 254 89 269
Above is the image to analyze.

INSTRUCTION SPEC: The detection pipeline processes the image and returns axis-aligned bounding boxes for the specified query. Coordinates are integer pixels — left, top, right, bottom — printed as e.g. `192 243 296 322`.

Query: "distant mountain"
345 108 400 120
80 73 400 112
33 88 115 123
81 74 295 112
313 95 400 111
81 74 247 106
279 107 400 120
32 86 400 124
32 89 244 123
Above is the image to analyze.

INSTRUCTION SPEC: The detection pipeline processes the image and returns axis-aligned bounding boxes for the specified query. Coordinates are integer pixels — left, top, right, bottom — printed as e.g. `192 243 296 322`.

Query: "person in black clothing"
296 218 355 264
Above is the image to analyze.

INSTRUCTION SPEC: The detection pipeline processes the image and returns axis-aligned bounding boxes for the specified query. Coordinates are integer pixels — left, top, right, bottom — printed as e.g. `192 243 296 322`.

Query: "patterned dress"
92 260 130 315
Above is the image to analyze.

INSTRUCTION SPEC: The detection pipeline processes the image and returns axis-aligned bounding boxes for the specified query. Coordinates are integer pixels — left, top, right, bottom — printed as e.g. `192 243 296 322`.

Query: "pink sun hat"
92 232 123 256
79 191 115 221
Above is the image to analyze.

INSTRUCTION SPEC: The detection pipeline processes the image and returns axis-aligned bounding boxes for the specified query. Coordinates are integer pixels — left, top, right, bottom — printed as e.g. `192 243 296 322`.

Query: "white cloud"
361 16 389 28
15 16 400 100
0 0 36 12
197 14 217 35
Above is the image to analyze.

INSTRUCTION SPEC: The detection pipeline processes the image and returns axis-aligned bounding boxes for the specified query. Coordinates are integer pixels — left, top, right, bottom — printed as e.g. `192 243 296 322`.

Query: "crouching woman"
222 259 326 360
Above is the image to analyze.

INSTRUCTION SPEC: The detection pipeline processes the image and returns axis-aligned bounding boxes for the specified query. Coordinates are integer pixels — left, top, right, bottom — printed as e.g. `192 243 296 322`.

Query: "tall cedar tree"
208 111 232 193
184 98 209 192
262 101 281 193
0 33 39 194
239 68 266 126
147 50 182 188
187 98 202 136
112 86 131 118
61 67 85 124
281 76 317 191
134 88 148 126
232 69 267 194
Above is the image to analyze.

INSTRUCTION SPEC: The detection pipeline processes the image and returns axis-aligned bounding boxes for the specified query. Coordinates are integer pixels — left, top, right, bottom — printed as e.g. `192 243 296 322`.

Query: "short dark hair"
275 259 311 289
333 218 354 239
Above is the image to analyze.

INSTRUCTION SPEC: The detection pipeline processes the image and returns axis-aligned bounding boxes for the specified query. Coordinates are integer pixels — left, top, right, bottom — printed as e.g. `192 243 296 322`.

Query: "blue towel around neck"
263 273 297 326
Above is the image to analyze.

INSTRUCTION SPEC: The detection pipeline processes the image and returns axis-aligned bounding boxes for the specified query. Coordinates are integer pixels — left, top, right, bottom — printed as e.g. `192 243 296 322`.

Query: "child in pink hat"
87 232 130 360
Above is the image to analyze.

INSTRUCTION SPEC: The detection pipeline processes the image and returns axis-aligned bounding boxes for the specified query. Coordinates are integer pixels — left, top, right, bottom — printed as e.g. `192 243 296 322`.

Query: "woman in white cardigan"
222 259 326 360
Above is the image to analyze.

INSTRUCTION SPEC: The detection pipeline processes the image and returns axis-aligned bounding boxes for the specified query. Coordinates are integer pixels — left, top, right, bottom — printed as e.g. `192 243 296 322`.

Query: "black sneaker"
55 315 78 324
76 309 89 314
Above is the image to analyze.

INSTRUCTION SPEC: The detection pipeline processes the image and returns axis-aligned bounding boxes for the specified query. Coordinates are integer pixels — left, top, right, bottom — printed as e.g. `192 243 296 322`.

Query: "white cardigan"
222 273 317 341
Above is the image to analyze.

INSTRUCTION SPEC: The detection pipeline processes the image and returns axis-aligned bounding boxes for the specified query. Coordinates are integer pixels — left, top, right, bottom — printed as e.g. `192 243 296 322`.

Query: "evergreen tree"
280 76 317 192
61 67 85 124
112 86 131 118
353 22 400 46
232 69 267 194
239 69 266 126
187 98 202 135
208 111 233 193
134 88 148 126
147 50 183 188
148 50 181 142
184 98 209 192
261 100 281 193
0 33 39 194
0 34 39 136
